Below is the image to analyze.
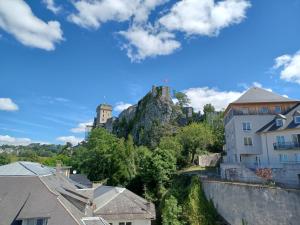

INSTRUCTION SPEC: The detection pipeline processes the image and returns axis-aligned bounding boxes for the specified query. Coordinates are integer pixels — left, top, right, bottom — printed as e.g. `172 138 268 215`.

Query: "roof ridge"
19 162 38 175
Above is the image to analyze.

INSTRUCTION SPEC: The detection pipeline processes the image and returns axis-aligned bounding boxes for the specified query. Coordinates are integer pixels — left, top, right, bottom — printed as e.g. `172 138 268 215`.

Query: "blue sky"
0 0 300 145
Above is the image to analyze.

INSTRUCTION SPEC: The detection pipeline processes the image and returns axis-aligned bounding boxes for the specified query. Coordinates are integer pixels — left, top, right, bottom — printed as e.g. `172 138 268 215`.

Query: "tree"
177 123 214 164
0 153 10 166
162 195 182 225
71 128 119 181
184 177 217 225
203 104 215 118
174 91 190 108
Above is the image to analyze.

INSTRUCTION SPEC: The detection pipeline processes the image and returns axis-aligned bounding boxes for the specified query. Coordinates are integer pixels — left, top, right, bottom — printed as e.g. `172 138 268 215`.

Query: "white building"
222 87 300 186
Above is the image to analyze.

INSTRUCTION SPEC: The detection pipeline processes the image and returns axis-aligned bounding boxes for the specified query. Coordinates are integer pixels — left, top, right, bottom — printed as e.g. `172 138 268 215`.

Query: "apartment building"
223 87 300 186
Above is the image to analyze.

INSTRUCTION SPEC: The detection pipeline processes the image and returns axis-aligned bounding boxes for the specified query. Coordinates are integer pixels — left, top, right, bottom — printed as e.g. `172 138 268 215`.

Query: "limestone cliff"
113 86 182 148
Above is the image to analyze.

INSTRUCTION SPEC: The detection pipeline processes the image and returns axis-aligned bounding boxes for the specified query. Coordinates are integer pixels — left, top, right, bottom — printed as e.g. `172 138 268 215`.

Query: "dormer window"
295 116 300 124
276 119 283 127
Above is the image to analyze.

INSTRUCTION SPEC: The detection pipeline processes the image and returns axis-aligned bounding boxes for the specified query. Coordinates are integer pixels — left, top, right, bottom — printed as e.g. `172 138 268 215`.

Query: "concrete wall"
202 180 300 225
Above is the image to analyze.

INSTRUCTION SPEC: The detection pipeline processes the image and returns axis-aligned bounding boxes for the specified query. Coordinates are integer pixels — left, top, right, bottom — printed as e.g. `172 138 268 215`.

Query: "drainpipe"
265 134 270 166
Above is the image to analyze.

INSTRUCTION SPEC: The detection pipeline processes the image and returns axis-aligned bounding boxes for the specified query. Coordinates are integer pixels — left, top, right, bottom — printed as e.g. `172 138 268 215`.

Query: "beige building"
222 87 300 186
95 104 113 126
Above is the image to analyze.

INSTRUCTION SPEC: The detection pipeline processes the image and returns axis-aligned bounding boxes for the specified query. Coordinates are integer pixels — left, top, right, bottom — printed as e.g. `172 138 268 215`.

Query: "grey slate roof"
0 162 104 225
93 185 156 221
0 162 156 224
70 174 93 188
0 161 55 176
257 103 300 133
233 87 297 104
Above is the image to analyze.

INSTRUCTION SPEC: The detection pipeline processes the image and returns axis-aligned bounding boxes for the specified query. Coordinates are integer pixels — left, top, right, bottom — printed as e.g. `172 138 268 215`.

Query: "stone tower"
96 104 112 126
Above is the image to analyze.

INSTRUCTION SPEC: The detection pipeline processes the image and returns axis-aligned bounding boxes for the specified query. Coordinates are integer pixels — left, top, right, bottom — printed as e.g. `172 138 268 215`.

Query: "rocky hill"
112 86 183 148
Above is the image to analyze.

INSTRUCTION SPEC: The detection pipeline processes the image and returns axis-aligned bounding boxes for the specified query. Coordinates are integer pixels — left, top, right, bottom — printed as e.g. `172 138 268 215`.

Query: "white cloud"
68 0 168 29
71 121 93 133
0 0 63 50
0 98 19 111
68 0 139 29
114 102 132 112
183 87 243 112
120 26 181 61
159 0 250 36
43 0 62 14
68 0 250 61
0 135 32 146
274 51 300 84
57 136 84 145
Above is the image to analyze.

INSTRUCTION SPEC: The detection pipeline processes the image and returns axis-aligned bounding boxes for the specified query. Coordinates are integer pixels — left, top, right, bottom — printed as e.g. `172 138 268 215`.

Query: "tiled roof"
233 87 297 104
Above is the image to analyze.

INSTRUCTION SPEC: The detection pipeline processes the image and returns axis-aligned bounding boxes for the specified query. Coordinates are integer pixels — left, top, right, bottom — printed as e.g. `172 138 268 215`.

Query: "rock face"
113 86 182 148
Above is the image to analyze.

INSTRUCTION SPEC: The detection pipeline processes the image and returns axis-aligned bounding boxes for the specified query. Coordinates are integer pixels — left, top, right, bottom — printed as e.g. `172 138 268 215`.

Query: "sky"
1 0 300 146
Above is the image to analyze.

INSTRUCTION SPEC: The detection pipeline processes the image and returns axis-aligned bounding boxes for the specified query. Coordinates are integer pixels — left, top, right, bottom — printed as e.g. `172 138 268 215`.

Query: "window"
295 116 300 124
279 154 288 163
244 137 253 146
22 219 47 225
276 119 283 127
242 122 251 131
241 108 249 114
276 136 285 145
274 106 282 114
260 107 269 114
118 222 131 225
295 154 300 162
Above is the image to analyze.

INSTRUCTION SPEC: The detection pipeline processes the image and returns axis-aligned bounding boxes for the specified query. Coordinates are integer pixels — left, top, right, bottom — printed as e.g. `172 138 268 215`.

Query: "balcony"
273 142 300 150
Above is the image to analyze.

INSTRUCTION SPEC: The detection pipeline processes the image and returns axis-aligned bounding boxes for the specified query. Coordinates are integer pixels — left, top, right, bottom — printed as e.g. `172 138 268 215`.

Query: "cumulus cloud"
120 26 181 61
68 0 168 29
43 0 62 14
0 0 63 50
71 121 93 133
57 136 83 145
0 135 32 146
274 51 300 84
183 87 243 112
159 0 250 36
0 98 19 111
114 102 133 112
68 0 250 61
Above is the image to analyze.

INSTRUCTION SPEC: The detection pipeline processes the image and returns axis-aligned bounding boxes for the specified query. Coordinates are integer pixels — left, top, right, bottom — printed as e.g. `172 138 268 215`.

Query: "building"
91 186 156 225
222 87 300 186
95 104 113 126
0 162 156 225
0 161 108 225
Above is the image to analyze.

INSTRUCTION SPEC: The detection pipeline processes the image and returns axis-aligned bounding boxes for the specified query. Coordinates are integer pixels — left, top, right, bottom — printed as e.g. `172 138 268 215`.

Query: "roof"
93 185 156 221
0 161 55 176
0 162 106 225
70 174 93 188
257 103 300 133
233 87 296 104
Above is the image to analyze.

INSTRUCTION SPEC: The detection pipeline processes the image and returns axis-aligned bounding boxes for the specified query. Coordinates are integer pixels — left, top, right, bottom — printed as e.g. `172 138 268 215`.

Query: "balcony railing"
273 142 300 150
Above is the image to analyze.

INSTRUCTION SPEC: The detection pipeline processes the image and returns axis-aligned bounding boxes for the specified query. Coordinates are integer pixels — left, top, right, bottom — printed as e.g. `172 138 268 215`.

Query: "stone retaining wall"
202 180 300 225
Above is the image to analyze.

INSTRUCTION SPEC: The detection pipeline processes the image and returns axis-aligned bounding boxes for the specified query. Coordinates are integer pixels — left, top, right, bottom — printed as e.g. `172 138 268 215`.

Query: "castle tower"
96 104 112 126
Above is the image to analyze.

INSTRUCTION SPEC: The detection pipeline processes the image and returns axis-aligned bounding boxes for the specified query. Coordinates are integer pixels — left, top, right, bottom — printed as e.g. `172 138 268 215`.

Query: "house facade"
222 87 300 186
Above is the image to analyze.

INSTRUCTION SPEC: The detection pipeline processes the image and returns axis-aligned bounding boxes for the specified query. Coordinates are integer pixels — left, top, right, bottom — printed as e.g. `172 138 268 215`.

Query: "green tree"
184 177 217 225
0 153 10 166
203 104 215 118
162 195 182 225
174 91 190 108
177 123 214 164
